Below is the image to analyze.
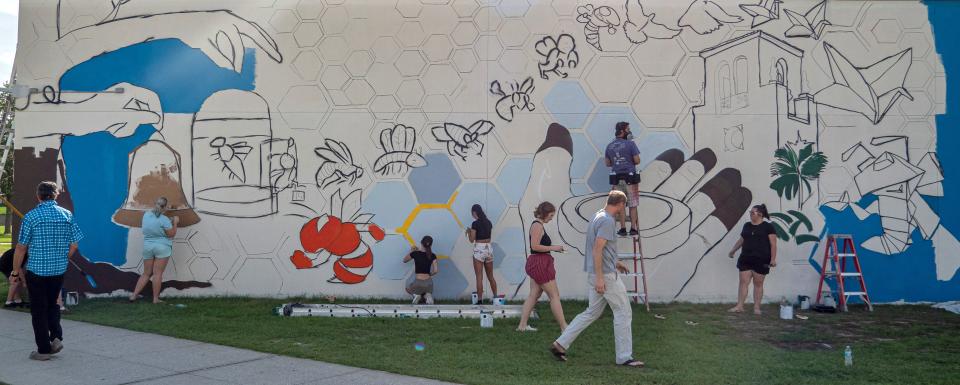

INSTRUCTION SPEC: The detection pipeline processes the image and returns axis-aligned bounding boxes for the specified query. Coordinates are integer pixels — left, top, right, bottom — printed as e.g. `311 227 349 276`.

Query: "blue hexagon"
451 182 508 226
408 153 462 204
407 208 462 257
407 258 468 299
500 255 527 285
570 132 598 180
636 131 691 169
571 182 591 195
362 181 417 230
493 225 525 265
491 242 508 269
496 158 533 205
543 81 595 129
585 106 643 153
372 235 413 280
587 158 610 193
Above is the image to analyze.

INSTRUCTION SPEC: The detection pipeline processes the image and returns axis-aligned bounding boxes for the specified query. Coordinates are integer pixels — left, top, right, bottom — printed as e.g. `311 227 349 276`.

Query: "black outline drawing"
739 0 782 29
262 137 299 194
430 120 495 161
815 43 913 125
624 0 742 44
373 124 427 176
576 4 621 51
314 139 364 189
490 77 536 122
209 137 253 182
534 34 579 80
784 0 831 40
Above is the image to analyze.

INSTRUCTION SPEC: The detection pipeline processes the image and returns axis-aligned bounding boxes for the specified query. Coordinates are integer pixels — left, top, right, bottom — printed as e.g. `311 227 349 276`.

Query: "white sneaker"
516 325 538 332
412 294 422 304
50 338 63 354
424 293 434 305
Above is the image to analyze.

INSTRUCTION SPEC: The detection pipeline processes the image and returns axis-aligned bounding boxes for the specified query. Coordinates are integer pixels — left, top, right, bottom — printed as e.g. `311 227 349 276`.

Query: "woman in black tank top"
466 204 498 304
517 202 568 332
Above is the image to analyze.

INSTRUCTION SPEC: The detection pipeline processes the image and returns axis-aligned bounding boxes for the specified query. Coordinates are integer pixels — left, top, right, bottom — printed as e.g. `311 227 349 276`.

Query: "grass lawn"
1 276 958 385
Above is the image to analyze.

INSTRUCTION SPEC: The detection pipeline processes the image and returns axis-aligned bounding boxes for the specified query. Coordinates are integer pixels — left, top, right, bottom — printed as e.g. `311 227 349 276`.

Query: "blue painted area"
407 208 462 257
451 182 508 226
571 182 592 196
58 38 259 265
491 243 507 269
569 132 598 180
371 235 414 280
412 258 469 299
496 158 533 204
408 153 462 204
543 81 595 129
60 39 256 113
500 255 527 285
60 125 156 265
363 181 417 230
635 131 690 168
587 158 609 193
585 106 643 154
493 226 525 269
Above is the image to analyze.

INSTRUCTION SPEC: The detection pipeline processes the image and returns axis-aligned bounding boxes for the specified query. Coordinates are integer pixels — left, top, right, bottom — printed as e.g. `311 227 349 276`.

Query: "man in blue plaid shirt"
11 181 84 361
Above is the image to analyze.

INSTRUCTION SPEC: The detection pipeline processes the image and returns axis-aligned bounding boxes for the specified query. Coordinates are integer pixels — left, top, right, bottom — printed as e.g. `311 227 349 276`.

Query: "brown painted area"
711 186 753 230
698 168 742 209
65 253 212 295
11 147 74 246
654 149 685 172
688 148 718 173
113 165 200 227
537 123 573 155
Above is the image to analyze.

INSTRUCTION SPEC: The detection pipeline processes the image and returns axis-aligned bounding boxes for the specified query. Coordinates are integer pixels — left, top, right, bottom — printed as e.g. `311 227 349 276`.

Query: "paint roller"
2 195 98 288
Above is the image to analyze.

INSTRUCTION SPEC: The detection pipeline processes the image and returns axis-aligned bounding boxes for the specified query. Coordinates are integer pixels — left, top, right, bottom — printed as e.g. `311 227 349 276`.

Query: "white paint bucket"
480 312 494 328
493 297 505 306
780 304 794 320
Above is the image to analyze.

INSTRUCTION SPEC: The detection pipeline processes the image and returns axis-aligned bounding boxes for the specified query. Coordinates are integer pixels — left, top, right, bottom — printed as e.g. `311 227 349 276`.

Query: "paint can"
493 296 505 306
65 292 79 306
480 311 494 328
780 304 794 320
799 295 810 310
471 292 479 305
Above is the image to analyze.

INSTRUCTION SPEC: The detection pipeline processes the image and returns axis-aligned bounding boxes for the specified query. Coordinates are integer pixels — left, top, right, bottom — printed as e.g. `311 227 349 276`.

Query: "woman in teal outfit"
129 197 179 303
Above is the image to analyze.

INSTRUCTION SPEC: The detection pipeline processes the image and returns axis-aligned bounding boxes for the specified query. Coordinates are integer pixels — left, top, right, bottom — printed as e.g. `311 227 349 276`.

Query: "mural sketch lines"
490 77 536 122
623 0 741 44
576 4 621 51
430 120 495 161
374 124 426 176
678 0 744 35
739 0 781 29
784 0 831 40
314 139 364 189
815 43 913 124
209 137 252 182
623 0 680 44
534 34 579 80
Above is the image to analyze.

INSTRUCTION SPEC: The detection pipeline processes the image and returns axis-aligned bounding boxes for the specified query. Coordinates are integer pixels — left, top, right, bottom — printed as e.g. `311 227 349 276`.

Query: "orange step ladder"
815 234 873 312
618 236 650 311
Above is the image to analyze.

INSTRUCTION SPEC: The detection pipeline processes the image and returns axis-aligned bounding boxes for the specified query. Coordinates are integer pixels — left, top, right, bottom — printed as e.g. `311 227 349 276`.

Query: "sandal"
621 359 644 368
516 325 538 332
549 343 567 362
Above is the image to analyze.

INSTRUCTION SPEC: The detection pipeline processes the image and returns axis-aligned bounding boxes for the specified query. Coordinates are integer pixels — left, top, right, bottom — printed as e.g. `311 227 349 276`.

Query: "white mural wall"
10 0 958 302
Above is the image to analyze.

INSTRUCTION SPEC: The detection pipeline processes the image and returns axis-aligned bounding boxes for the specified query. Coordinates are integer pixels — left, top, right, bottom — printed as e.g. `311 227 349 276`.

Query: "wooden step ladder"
618 236 650 311
815 234 873 312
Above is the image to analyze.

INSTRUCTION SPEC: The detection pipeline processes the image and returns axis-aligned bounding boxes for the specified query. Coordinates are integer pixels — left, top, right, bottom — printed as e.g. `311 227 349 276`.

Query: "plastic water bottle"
844 346 853 367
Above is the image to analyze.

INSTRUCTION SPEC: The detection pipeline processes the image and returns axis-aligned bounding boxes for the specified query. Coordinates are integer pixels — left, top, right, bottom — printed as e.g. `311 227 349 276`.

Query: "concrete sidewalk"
0 309 457 385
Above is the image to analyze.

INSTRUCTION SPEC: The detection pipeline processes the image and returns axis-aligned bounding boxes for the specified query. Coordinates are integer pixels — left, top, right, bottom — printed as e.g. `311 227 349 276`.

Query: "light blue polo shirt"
141 212 173 247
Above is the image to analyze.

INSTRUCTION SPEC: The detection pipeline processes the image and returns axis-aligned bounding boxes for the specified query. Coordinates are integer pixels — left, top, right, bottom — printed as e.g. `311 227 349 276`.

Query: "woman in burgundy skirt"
517 202 568 332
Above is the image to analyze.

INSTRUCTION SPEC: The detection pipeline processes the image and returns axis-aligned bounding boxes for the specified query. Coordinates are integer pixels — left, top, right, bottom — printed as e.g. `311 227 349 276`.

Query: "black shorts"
0 249 27 278
737 256 771 275
609 173 639 185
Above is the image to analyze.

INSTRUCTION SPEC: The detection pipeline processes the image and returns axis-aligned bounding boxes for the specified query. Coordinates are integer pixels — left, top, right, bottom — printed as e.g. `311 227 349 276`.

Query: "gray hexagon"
587 56 642 103
296 0 323 19
270 9 299 33
232 258 282 294
397 80 426 107
398 21 427 47
499 0 531 18
422 34 455 63
396 1 423 18
906 61 934 89
474 6 503 33
453 0 480 17
632 80 687 128
898 90 934 120
278 85 331 129
422 64 462 95
452 49 480 73
189 257 217 282
187 231 216 255
22 42 69 81
900 32 932 58
423 94 453 122
371 36 402 63
676 56 705 103
293 22 323 47
499 18 530 47
345 79 375 105
395 50 428 77
498 50 529 74
345 50 375 77
900 121 935 153
367 62 404 95
630 38 686 76
320 65 350 90
398 108 429 129
871 19 903 44
320 6 349 35
551 0 577 16
475 34 504 61
292 50 322 81
318 35 350 61
371 95 402 120
420 5 460 35
452 21 480 46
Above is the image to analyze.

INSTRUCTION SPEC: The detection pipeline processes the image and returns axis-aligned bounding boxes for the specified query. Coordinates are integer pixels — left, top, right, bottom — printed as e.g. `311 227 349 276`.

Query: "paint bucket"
65 292 79 306
780 304 794 320
480 312 494 328
824 295 836 308
493 296 505 306
799 296 810 310
471 292 479 305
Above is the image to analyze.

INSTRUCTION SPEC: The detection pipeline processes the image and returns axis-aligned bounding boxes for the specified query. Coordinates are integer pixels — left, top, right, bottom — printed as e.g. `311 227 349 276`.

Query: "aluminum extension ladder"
815 234 873 312
618 236 650 311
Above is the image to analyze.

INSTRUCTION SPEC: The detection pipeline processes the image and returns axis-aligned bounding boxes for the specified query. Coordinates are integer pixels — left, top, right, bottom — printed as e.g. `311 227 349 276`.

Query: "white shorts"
473 243 493 263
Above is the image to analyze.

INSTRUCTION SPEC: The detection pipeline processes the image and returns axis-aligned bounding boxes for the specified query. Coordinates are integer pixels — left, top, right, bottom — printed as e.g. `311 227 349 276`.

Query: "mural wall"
10 0 959 302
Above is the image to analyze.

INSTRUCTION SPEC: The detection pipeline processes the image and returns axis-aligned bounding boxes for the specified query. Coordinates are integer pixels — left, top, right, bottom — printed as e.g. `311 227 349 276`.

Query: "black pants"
25 271 64 354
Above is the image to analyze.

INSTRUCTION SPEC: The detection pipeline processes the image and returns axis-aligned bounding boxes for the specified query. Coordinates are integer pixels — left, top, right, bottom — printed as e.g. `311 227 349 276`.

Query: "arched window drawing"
734 56 748 94
717 62 732 113
775 58 788 87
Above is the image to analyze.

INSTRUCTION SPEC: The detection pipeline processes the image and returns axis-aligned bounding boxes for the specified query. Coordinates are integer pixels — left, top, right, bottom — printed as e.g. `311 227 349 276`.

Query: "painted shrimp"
289 189 385 284
373 124 427 176
577 5 621 51
315 138 363 189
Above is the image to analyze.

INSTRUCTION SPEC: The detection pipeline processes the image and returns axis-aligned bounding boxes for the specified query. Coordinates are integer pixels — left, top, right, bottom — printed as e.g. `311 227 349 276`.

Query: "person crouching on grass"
404 236 438 304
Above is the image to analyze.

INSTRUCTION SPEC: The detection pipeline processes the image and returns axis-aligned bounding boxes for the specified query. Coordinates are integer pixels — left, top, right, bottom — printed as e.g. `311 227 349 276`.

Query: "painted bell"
113 140 200 227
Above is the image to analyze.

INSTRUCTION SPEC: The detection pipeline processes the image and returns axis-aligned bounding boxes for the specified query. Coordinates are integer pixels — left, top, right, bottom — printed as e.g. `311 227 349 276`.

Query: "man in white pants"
549 190 643 368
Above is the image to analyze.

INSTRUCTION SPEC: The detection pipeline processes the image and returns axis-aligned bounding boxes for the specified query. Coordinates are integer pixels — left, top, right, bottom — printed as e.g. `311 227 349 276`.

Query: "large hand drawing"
783 0 831 40
815 43 913 125
490 77 536 122
315 139 364 189
576 4 621 51
374 124 426 176
534 34 579 80
431 120 496 161
740 0 782 29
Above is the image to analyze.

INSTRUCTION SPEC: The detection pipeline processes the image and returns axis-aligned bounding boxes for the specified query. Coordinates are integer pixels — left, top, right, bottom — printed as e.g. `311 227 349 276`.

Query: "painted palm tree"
770 142 827 209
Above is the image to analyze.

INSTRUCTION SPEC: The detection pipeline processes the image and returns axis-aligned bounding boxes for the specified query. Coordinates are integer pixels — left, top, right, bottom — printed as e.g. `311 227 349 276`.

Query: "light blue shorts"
142 242 173 260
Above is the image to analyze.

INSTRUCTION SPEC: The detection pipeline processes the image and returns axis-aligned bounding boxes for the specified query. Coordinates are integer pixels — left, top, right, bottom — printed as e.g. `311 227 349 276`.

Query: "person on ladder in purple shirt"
604 122 641 237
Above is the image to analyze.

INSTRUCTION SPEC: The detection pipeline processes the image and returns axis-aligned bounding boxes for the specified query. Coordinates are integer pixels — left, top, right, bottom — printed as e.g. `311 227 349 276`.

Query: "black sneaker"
617 228 628 237
3 302 16 309
629 229 639 237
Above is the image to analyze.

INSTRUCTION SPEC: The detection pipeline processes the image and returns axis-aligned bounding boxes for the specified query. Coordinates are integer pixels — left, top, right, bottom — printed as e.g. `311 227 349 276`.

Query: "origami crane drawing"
815 43 913 125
